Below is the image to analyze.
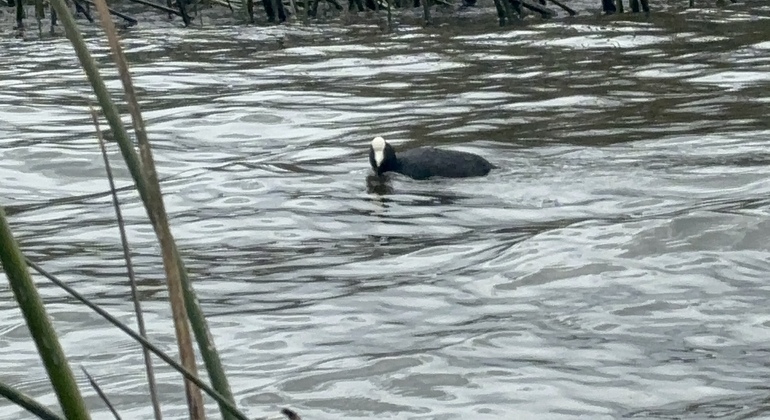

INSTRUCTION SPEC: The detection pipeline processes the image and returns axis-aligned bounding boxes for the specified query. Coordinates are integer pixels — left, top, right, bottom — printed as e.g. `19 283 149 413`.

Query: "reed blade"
0 207 91 420
90 0 204 417
46 2 239 419
0 380 65 420
91 107 163 420
80 367 122 420
24 258 251 420
46 1 239 419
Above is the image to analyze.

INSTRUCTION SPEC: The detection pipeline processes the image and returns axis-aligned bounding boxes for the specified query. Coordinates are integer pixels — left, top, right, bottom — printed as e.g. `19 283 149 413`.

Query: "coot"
368 136 495 180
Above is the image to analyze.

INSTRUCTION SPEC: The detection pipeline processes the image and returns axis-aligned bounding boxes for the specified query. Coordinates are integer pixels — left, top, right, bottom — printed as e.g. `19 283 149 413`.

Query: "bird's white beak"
371 136 386 167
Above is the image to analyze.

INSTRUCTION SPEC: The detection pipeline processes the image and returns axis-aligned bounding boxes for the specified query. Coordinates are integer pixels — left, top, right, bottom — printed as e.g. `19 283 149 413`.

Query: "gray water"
2 1 770 419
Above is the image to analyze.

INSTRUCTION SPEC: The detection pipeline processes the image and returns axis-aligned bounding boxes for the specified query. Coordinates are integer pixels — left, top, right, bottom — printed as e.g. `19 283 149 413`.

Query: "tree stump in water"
602 0 649 14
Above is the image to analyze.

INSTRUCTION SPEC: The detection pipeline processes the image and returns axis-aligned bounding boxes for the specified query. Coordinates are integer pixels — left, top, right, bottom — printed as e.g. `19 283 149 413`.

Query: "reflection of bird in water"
366 173 394 195
365 173 468 207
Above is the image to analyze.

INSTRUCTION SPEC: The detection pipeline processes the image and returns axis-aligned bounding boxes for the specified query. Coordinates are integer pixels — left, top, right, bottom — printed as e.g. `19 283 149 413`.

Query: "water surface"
2 2 770 419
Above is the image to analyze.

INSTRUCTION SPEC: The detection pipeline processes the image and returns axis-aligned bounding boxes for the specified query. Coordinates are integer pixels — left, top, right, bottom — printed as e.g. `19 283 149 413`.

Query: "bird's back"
396 147 494 180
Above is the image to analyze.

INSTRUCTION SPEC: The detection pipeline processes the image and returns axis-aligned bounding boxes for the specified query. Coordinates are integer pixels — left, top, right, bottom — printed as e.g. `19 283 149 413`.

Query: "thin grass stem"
91 108 163 420
24 258 251 420
80 367 122 420
46 3 238 420
90 1 205 418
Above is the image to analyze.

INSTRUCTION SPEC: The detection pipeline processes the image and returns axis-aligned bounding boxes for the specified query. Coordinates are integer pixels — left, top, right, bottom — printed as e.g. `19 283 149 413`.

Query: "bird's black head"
369 136 397 175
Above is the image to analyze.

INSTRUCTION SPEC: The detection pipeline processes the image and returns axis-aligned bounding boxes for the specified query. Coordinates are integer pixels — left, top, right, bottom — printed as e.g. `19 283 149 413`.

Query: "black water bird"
368 136 495 180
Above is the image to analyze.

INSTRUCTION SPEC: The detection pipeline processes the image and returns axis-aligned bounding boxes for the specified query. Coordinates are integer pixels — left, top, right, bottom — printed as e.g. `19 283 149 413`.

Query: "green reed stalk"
25 258 252 420
0 207 91 420
91 108 163 420
46 0 147 196
0 380 65 420
49 0 238 418
89 0 205 418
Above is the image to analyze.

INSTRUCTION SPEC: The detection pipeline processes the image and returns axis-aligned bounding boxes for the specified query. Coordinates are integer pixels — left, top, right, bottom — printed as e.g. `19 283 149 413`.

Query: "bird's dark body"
394 147 495 180
369 141 495 180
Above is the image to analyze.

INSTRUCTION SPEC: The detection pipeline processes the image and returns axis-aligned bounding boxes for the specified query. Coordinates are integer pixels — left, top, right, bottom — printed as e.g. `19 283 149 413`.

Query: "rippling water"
2 2 770 419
